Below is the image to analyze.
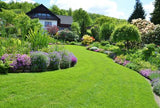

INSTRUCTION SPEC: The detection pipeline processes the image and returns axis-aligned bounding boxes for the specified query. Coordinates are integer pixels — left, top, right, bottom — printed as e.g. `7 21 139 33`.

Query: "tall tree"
73 8 91 36
128 0 146 22
68 8 72 16
50 5 60 15
151 0 160 24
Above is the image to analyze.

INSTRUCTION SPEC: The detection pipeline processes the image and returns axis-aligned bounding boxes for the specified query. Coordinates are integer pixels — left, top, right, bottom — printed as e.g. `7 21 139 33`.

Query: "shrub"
56 30 79 42
115 42 125 49
1 54 31 72
110 24 141 49
0 60 12 74
153 80 160 96
114 55 126 65
70 53 77 67
27 28 49 51
131 18 156 44
100 41 110 46
149 71 160 80
48 52 61 70
71 22 80 35
60 51 72 69
91 26 100 41
47 25 59 36
30 51 50 72
82 35 95 45
126 62 140 71
142 44 155 60
154 25 160 45
100 22 115 40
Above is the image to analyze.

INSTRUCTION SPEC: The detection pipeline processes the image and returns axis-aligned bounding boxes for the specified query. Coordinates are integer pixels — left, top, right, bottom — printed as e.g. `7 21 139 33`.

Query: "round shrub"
30 51 50 72
82 35 95 45
100 22 115 40
56 30 79 42
59 51 72 69
48 51 61 70
110 24 141 49
47 25 59 36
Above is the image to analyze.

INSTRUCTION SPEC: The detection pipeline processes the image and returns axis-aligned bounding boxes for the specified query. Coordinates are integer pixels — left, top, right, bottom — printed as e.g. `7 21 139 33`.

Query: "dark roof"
26 4 60 21
57 15 73 25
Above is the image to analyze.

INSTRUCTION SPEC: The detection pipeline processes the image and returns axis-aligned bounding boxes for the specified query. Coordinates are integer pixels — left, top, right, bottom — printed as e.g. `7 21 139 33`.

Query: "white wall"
39 19 57 29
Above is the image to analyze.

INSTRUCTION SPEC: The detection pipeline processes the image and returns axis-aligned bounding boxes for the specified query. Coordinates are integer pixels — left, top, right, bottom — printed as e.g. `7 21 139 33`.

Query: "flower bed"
0 50 77 74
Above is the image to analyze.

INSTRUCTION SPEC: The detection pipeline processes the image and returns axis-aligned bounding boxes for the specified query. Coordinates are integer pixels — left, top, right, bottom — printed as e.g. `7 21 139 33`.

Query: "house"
26 4 73 30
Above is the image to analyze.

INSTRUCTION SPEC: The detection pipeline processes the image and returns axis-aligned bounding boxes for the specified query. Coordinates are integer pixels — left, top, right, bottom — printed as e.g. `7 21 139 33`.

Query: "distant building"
26 4 73 30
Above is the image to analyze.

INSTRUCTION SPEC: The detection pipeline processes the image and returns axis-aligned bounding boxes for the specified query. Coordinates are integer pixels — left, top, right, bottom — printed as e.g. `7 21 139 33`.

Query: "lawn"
0 45 158 108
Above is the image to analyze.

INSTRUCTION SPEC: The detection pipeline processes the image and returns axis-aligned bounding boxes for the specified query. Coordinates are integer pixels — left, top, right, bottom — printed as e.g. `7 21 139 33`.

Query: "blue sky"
2 0 154 20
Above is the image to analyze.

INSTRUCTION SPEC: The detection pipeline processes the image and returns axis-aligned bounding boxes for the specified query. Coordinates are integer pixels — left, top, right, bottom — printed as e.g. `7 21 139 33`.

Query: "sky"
2 0 155 20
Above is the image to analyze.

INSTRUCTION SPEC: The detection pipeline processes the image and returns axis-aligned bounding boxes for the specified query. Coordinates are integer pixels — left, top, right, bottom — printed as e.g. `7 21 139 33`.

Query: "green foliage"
151 0 160 24
68 8 72 16
126 62 140 71
0 37 31 55
71 22 80 35
111 24 141 49
115 42 125 49
30 52 50 72
100 41 110 46
142 44 156 60
50 5 68 15
153 80 160 96
153 25 160 45
128 0 146 22
56 30 79 42
100 22 115 40
0 60 12 74
27 29 49 51
73 8 92 36
0 9 17 24
91 26 100 41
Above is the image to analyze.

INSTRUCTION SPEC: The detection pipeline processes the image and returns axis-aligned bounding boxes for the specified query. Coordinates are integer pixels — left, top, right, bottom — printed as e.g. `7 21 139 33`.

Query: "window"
45 21 52 27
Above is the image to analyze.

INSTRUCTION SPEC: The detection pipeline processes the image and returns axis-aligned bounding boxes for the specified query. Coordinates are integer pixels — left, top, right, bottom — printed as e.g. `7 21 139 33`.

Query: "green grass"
0 45 158 108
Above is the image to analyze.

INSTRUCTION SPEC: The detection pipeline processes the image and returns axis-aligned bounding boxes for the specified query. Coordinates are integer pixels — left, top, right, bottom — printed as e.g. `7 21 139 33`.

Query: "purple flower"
140 69 152 77
123 60 130 66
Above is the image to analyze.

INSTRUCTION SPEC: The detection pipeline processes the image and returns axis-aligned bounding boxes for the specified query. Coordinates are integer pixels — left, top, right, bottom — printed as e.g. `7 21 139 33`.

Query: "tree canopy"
73 8 91 36
151 0 160 24
128 0 146 22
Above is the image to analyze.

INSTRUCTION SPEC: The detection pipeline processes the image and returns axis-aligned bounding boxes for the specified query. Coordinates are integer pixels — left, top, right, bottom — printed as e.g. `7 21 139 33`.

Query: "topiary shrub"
100 22 115 40
30 51 50 72
56 30 79 42
110 24 141 49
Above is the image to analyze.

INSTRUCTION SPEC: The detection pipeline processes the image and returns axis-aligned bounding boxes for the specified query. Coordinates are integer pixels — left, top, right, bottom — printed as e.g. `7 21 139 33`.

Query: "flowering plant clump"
114 55 126 65
82 35 95 45
30 51 50 72
131 18 156 44
1 54 31 72
123 60 130 66
140 69 152 77
48 51 61 70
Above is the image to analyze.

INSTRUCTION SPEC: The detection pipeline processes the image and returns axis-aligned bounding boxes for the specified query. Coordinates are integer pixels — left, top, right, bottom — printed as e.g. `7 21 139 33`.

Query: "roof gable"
26 4 60 21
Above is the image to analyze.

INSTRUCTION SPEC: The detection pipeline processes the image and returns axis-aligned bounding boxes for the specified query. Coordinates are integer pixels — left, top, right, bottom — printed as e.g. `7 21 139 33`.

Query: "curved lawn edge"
0 45 159 108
